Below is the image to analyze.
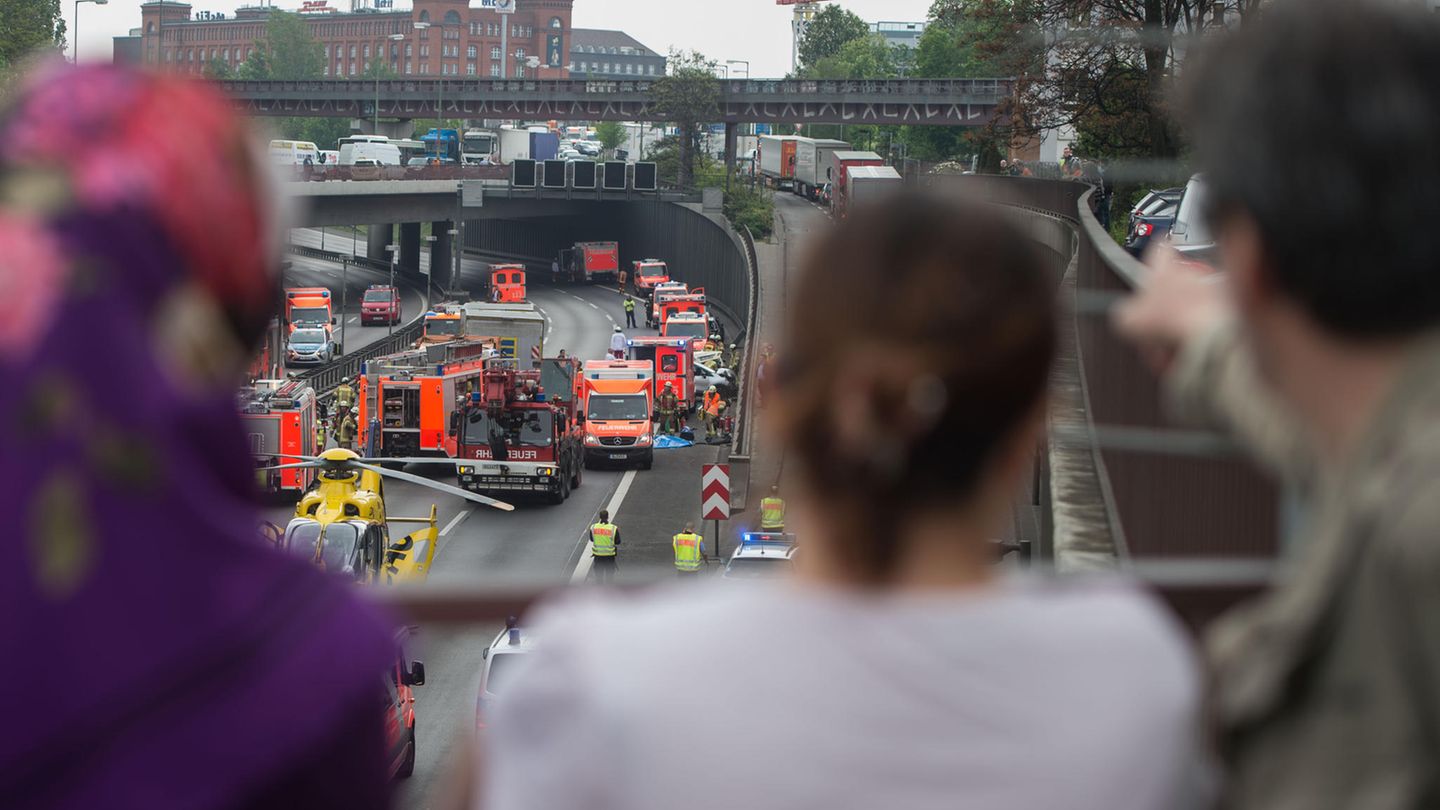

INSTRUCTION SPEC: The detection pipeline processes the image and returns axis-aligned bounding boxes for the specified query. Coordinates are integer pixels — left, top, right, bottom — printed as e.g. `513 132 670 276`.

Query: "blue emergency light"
535 392 547 402
741 531 795 546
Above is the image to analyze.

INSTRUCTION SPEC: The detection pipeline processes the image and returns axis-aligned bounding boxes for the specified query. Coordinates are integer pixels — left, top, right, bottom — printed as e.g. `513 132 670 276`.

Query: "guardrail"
731 226 761 459
284 165 511 183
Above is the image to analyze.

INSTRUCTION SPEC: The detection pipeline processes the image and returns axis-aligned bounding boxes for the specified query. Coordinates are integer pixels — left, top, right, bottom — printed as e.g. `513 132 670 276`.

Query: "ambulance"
580 360 655 469
486 263 527 303
627 336 696 411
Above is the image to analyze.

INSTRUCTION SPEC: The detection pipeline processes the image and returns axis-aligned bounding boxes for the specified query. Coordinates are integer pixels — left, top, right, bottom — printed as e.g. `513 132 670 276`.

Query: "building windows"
406 61 412 74
467 45 476 59
515 48 526 59
491 46 500 59
647 64 655 75
418 9 429 22
349 44 356 57
549 16 562 29
444 10 461 25
363 43 370 58
323 44 330 58
490 63 501 76
624 63 632 74
405 43 412 57
467 62 476 76
514 64 525 78
349 60 357 75
324 65 330 76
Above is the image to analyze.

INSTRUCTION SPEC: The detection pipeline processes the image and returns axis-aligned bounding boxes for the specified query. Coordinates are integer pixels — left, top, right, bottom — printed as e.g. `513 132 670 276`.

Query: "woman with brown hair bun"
483 193 1204 810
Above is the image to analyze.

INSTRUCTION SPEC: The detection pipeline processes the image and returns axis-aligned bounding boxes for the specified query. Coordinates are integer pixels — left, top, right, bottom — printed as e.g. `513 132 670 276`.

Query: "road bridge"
222 77 1012 126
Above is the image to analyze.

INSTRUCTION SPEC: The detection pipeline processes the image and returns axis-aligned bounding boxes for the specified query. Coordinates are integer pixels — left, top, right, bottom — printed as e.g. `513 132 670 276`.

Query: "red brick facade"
139 0 573 79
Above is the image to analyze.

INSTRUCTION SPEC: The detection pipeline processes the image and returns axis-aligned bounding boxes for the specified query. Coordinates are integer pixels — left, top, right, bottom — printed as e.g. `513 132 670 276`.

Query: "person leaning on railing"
480 191 1205 810
1115 2 1440 807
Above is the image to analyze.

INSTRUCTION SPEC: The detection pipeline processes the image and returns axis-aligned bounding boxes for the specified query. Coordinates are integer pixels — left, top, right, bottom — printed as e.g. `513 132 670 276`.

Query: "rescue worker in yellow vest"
338 409 357 451
672 522 705 576
702 386 722 441
333 377 356 433
760 485 786 533
588 509 621 584
623 295 637 329
657 382 681 434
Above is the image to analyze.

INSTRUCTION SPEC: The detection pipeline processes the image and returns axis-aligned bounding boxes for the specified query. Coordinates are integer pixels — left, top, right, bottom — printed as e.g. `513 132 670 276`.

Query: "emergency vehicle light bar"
741 532 796 546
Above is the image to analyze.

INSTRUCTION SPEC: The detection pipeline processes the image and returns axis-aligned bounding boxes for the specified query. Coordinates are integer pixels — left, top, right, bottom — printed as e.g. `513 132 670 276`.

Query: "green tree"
262 10 324 80
0 0 65 85
651 50 720 188
802 33 897 80
236 48 272 79
797 5 871 71
723 180 774 240
202 59 235 80
595 121 626 156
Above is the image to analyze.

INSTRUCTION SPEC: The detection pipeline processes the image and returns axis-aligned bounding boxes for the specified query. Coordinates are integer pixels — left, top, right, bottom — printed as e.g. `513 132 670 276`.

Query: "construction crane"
776 0 832 73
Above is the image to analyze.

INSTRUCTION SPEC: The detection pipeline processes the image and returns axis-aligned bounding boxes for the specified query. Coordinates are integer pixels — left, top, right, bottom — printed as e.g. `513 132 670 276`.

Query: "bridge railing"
932 174 1281 630
225 77 1013 99
282 164 510 182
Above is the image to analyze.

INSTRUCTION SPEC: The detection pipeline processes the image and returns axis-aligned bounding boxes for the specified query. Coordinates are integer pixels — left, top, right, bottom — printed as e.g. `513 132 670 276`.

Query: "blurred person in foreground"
1115 2 1440 807
0 64 395 808
482 192 1204 810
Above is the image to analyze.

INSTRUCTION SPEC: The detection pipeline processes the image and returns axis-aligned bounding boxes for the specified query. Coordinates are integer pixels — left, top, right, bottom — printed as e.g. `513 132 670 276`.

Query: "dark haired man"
1116 1 1440 806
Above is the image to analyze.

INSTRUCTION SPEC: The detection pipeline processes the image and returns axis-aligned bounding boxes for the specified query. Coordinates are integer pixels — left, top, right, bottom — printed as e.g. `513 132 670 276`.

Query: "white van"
269 139 320 165
338 135 402 166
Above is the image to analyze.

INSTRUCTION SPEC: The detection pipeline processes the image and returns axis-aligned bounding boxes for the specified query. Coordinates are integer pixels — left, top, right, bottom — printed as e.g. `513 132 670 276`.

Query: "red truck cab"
487 264 527 303
627 336 696 410
631 259 670 297
361 284 402 325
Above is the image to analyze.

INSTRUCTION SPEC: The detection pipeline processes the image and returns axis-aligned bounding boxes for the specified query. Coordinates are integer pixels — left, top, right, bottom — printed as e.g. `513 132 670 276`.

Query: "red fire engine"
239 378 320 494
454 357 583 504
358 339 497 459
626 336 697 411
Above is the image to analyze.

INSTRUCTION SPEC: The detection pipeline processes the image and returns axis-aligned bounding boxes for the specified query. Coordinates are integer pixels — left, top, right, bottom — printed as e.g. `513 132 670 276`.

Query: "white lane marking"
441 508 472 536
347 317 359 325
570 469 638 583
586 302 599 310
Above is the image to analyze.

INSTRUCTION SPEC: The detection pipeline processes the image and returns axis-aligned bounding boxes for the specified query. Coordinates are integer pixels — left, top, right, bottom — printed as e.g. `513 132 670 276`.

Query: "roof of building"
569 28 661 57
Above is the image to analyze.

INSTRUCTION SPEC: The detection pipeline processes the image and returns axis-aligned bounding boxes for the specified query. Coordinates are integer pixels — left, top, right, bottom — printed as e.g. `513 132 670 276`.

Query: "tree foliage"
594 121 626 155
797 5 871 71
651 50 720 188
0 0 65 85
723 180 774 240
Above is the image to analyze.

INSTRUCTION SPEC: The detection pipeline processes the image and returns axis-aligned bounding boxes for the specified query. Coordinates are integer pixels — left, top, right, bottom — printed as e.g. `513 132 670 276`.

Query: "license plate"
609 453 627 460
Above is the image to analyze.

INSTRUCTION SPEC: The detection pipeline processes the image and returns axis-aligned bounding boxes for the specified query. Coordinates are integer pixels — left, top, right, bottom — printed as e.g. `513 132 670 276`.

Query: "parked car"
1127 187 1184 234
385 638 426 780
1124 200 1179 257
1165 175 1217 262
475 619 535 732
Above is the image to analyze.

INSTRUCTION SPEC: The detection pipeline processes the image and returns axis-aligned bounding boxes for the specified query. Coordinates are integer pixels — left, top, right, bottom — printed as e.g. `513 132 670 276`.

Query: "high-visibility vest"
624 298 635 313
334 385 355 407
760 497 785 529
704 392 721 416
672 532 703 571
590 522 618 557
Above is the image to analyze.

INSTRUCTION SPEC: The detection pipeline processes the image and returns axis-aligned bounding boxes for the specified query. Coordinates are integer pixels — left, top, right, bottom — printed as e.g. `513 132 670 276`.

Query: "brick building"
136 0 573 78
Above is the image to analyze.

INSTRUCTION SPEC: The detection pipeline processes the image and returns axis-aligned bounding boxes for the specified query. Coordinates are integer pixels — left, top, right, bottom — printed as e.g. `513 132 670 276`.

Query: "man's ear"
1220 211 1272 318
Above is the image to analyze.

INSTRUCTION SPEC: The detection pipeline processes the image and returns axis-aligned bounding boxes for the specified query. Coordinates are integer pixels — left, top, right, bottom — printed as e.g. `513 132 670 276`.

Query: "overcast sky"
73 0 935 77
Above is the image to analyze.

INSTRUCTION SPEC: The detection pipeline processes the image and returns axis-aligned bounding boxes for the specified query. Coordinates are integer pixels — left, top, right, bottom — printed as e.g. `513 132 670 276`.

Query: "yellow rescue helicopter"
262 448 512 585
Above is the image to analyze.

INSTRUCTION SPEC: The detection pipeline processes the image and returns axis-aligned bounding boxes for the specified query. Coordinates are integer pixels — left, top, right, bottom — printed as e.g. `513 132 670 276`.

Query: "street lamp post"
73 0 109 63
447 226 460 303
725 60 750 79
423 233 437 305
379 33 406 135
338 257 349 355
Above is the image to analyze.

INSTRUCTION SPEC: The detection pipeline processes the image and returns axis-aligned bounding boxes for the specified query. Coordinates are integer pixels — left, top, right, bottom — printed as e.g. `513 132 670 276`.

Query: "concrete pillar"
399 222 422 280
350 118 413 140
430 221 453 292
367 223 393 264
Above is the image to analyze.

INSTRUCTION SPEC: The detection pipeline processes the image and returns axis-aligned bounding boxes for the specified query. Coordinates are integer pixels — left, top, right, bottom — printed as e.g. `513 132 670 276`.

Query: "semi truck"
827 150 885 211
758 134 800 190
497 126 561 163
460 301 545 363
793 137 850 201
557 241 620 284
836 165 904 219
461 129 498 164
420 128 461 163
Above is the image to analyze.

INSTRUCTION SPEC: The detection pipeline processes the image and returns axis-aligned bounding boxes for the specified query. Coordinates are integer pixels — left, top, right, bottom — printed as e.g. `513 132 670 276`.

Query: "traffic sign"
531 344 542 361
701 464 730 521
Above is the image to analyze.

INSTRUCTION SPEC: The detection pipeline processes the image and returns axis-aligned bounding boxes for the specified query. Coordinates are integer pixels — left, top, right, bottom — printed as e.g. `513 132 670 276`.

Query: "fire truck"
418 308 466 345
557 241 620 283
627 336 696 411
239 378 320 495
358 339 498 459
485 263 528 303
454 358 583 504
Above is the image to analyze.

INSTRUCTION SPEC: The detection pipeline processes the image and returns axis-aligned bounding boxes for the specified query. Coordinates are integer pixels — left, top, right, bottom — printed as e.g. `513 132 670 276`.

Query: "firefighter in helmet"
657 381 681 435
338 407 358 451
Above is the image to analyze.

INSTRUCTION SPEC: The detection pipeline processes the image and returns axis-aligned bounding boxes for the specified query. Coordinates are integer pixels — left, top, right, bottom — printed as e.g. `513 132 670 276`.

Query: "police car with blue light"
475 617 535 731
723 532 797 579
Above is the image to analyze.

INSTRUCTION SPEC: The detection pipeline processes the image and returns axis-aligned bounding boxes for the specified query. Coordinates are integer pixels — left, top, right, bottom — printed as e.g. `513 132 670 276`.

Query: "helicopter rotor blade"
356 457 468 467
257 461 326 471
349 461 516 512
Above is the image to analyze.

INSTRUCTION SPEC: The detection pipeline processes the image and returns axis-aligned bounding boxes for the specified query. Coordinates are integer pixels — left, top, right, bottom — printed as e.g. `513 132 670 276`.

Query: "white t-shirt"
609 332 628 355
483 578 1208 810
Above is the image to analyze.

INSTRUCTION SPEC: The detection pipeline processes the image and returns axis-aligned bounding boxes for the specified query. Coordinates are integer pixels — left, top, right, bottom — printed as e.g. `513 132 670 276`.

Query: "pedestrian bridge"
221 77 1012 126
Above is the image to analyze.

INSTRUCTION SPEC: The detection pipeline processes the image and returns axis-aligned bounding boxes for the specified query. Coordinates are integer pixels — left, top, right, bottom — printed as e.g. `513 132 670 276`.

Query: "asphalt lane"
260 244 746 806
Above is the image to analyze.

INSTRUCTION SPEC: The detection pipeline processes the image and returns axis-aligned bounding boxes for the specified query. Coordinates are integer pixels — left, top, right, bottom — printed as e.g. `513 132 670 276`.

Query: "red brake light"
1136 223 1153 237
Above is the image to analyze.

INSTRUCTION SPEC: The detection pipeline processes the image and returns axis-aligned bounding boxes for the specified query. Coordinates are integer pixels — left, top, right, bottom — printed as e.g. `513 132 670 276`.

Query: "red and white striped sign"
701 463 730 521
532 344 542 360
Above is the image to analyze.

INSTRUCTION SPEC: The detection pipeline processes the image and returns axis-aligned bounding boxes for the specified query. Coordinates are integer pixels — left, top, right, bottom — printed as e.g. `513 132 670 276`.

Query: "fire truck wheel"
397 722 416 779
570 461 582 489
548 472 570 505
